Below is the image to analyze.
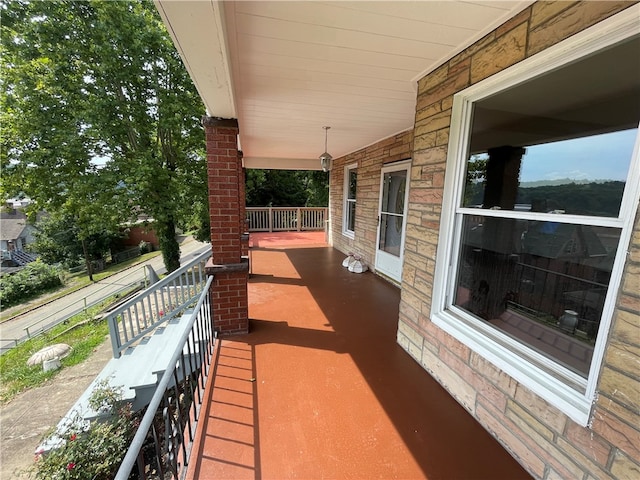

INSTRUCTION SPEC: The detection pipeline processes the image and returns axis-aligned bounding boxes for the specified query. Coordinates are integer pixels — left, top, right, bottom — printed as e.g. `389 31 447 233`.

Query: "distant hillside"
520 178 609 188
518 181 624 216
465 181 625 217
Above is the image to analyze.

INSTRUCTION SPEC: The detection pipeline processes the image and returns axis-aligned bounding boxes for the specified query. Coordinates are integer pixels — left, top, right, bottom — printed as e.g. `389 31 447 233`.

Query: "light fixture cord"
323 126 330 152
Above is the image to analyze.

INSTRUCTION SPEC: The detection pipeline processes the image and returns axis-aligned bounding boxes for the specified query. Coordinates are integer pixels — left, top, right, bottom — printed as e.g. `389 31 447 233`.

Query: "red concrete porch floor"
186 233 531 479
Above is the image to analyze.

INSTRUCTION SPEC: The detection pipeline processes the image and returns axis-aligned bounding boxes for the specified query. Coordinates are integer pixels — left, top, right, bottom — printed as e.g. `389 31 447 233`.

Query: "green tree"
245 170 328 207
463 154 488 207
0 0 128 279
302 170 329 207
1 0 207 273
31 210 120 268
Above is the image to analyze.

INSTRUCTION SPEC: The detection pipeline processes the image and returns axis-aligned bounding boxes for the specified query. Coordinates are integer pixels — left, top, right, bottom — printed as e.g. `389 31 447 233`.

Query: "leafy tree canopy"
1 0 207 273
30 210 121 267
246 170 328 207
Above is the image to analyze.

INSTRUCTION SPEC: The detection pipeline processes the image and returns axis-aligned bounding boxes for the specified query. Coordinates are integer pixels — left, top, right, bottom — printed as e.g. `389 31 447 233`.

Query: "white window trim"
342 163 357 239
432 5 640 426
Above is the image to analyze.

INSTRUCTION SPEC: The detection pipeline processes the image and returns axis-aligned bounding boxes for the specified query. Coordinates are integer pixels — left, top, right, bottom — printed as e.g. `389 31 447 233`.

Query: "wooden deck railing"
246 207 327 232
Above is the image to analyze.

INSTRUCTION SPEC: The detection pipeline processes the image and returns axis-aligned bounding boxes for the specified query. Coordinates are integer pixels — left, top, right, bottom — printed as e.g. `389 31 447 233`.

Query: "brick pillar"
202 116 249 336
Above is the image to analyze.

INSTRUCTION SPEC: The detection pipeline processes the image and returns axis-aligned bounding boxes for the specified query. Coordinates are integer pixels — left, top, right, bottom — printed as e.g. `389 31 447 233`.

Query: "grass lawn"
0 250 164 403
0 304 111 404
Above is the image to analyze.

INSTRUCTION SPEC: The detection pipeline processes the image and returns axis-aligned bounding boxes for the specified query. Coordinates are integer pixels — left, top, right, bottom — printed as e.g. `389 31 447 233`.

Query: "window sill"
431 308 592 426
341 230 355 240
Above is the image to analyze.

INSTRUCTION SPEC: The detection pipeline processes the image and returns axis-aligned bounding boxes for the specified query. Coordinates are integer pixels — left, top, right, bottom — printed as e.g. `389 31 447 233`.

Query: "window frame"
431 7 640 425
342 163 358 238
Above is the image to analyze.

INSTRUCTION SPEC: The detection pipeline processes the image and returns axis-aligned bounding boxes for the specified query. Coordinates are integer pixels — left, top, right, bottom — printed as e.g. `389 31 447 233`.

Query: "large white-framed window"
342 163 357 238
432 8 640 425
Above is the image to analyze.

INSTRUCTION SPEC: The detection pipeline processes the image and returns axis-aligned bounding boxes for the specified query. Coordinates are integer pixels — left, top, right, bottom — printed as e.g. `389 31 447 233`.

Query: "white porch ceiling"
155 0 531 170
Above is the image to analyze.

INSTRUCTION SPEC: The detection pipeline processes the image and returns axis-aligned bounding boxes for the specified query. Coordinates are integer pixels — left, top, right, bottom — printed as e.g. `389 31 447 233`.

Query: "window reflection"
348 170 357 200
344 167 357 235
454 214 620 377
462 129 636 217
379 170 406 257
347 201 356 232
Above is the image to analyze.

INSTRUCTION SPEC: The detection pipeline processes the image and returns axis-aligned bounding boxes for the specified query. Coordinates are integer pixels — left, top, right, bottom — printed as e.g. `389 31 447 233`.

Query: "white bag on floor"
342 252 355 268
348 256 368 273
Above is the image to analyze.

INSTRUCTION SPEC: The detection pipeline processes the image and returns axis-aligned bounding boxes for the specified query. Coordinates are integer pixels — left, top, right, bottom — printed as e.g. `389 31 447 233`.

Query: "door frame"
374 159 411 284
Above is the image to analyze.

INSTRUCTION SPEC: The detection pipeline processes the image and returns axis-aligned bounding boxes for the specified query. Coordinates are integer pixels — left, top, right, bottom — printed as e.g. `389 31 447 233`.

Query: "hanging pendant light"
319 126 333 172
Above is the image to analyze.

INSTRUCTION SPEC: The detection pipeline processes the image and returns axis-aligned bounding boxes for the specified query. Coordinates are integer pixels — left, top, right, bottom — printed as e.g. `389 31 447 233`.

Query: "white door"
375 161 410 283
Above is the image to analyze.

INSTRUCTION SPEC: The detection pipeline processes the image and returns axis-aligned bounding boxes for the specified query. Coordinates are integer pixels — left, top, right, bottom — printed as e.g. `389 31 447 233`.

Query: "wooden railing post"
245 207 328 232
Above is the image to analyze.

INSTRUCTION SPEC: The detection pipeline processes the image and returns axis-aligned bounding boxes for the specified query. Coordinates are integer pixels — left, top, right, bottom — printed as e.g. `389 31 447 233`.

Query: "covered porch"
186 233 530 479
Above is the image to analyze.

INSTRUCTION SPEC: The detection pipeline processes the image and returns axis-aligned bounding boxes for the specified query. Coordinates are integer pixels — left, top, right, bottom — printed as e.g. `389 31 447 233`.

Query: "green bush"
0 261 62 308
138 240 152 254
33 382 138 480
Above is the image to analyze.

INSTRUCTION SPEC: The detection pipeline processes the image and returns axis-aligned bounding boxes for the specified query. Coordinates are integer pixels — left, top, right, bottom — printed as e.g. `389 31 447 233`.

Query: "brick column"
202 116 249 336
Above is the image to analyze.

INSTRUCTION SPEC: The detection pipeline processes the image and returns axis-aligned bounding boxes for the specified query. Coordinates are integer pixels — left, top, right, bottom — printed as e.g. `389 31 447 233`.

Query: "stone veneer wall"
330 130 413 272
396 2 640 479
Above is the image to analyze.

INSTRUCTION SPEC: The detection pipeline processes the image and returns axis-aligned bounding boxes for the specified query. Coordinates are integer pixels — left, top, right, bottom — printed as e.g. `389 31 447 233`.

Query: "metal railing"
246 207 327 232
107 250 212 358
111 246 142 264
22 281 143 340
513 260 607 340
0 276 147 355
115 276 216 480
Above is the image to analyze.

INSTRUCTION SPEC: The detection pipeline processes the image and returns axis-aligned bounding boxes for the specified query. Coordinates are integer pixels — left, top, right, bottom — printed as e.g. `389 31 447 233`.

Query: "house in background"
0 210 38 266
5 197 32 210
155 1 639 478
120 217 160 251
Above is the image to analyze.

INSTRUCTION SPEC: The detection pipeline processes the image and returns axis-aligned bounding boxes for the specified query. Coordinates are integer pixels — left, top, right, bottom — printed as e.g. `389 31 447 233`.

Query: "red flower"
66 462 75 471
69 433 77 441
34 447 45 462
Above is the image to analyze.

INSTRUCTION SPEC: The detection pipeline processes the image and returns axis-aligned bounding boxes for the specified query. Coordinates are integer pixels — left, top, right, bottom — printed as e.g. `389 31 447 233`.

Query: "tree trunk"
81 237 94 282
158 216 180 273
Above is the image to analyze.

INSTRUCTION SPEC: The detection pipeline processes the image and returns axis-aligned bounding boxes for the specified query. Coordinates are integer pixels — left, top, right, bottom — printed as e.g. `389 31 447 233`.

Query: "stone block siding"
330 130 413 272
398 2 640 479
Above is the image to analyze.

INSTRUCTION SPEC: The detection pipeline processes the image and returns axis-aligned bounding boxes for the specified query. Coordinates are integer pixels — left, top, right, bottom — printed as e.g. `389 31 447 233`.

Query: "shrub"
33 382 138 480
0 261 62 308
138 240 152 254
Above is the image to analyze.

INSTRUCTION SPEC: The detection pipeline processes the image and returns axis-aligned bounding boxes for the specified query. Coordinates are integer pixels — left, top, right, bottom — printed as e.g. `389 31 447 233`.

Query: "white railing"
246 207 327 232
106 250 212 358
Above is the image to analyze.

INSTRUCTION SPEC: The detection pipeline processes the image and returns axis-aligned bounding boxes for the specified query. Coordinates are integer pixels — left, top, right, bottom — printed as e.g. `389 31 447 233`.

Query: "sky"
519 128 637 184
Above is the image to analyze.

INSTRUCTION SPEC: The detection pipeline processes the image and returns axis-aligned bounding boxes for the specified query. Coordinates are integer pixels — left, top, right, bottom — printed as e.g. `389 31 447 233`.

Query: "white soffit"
243 157 322 171
155 1 532 169
154 0 236 118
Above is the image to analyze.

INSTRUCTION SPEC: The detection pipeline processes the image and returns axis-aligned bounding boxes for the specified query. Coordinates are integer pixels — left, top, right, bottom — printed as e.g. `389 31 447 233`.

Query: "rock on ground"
0 338 112 479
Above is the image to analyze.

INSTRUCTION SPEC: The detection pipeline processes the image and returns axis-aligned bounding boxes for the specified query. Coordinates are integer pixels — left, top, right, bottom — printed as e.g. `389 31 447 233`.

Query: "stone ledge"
201 116 239 128
205 257 249 275
217 327 249 337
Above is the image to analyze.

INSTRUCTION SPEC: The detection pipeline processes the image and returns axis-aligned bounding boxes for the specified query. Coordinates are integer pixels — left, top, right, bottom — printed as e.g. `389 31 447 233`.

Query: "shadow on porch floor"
187 234 531 479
